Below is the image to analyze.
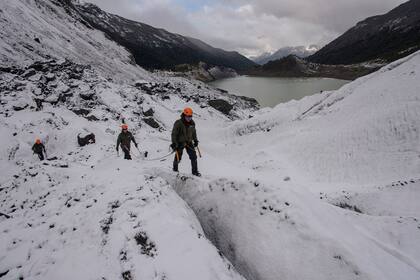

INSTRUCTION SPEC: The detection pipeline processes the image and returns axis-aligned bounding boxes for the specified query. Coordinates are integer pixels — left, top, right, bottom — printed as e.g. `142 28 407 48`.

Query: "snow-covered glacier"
1 1 420 280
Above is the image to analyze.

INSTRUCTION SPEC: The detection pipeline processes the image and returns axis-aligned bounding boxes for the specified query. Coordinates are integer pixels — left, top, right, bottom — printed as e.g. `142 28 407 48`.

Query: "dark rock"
334 202 362 213
29 61 48 72
0 269 9 277
13 104 28 111
22 69 37 78
85 115 99 121
134 231 157 257
143 117 160 129
72 108 90 116
34 37 41 44
45 73 55 81
0 66 14 73
79 92 95 100
143 108 154 117
78 133 96 146
34 98 44 111
208 99 233 115
122 271 133 280
57 94 67 103
239 95 258 105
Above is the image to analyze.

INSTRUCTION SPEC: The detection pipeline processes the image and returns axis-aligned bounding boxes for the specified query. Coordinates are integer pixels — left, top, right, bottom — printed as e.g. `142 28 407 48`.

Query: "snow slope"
228 52 420 184
1 0 420 280
0 58 252 279
0 0 151 82
184 51 420 280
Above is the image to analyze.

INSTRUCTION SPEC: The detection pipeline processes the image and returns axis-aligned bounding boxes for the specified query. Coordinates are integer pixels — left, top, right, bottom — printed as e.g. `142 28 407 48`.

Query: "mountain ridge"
246 55 378 80
308 0 420 65
75 3 256 72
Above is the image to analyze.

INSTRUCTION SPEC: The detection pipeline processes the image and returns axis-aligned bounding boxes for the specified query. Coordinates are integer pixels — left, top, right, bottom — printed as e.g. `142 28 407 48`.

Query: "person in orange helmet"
32 138 46 161
116 124 138 160
171 107 200 176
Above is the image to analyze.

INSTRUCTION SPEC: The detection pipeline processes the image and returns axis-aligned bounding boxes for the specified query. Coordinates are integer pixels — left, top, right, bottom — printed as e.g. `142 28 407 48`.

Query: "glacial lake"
209 76 350 108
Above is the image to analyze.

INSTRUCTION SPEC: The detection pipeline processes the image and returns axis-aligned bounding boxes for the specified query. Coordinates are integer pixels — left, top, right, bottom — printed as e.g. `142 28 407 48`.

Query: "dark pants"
173 145 198 173
122 146 132 160
37 152 44 161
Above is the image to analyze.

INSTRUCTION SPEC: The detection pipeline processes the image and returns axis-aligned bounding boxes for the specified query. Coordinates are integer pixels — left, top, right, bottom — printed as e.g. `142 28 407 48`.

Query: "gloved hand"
116 146 119 152
193 141 199 147
170 143 177 151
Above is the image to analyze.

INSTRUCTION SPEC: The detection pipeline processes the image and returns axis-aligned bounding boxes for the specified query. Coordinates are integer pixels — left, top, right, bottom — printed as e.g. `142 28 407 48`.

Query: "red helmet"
121 124 128 130
35 138 41 144
183 107 193 117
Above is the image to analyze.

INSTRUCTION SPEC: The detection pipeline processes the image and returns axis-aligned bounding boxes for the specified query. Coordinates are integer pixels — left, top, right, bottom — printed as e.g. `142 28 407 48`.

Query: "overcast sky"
84 0 407 57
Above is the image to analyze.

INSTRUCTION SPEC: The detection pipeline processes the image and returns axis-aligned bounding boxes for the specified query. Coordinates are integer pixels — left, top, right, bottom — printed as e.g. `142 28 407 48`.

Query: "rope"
143 151 175 161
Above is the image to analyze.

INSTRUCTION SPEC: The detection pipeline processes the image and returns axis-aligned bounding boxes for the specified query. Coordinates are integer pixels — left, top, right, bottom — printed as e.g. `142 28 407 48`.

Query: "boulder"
143 117 160 129
77 133 96 146
208 99 233 115
45 73 55 81
79 92 95 100
143 108 154 117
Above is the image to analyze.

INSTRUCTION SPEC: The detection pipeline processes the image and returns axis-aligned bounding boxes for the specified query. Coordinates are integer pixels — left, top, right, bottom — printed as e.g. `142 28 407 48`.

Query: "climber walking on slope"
116 124 138 160
32 138 46 161
171 107 201 177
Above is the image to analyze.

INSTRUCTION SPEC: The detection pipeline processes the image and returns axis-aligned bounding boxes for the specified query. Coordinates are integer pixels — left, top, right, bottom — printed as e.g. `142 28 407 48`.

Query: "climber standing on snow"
116 124 138 160
32 138 46 161
171 107 201 176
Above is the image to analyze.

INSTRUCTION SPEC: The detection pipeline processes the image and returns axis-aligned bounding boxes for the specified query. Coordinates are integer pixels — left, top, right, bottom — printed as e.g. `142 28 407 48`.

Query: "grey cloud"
86 0 197 35
83 0 408 56
235 0 406 33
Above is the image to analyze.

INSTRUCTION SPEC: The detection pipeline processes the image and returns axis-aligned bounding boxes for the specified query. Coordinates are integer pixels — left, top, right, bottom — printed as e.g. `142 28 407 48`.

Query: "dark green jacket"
171 118 198 146
116 131 137 151
32 143 46 154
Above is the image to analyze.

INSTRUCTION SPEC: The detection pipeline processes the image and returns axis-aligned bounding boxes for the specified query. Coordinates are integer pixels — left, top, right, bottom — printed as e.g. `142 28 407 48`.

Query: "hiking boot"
173 167 178 172
192 171 201 177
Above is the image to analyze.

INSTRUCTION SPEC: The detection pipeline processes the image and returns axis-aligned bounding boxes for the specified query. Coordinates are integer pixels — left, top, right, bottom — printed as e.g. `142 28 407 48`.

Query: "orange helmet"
35 138 41 144
121 124 128 130
183 107 193 117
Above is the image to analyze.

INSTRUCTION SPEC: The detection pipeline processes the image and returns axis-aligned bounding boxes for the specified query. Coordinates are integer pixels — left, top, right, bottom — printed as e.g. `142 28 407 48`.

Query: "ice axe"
175 150 180 162
196 146 202 158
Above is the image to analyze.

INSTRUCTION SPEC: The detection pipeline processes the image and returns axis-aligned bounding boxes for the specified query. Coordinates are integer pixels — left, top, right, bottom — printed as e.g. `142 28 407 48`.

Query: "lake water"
209 76 350 108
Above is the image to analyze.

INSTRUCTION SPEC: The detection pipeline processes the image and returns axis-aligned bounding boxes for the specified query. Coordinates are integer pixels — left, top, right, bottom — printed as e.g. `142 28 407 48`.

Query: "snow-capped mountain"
252 45 319 65
1 0 420 280
75 3 256 72
309 0 420 64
